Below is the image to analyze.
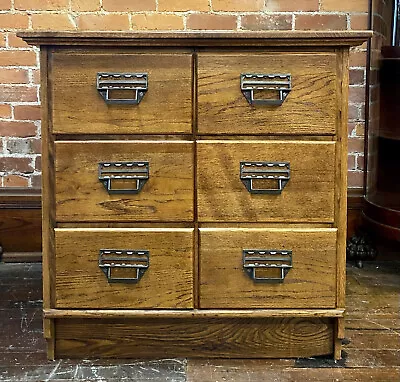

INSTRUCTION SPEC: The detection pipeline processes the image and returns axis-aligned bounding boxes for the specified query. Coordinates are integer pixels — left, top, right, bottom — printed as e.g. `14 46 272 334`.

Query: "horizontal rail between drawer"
44 308 345 319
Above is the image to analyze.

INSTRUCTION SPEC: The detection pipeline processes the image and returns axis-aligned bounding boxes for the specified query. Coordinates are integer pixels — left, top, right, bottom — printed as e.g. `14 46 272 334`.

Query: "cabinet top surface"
18 30 372 47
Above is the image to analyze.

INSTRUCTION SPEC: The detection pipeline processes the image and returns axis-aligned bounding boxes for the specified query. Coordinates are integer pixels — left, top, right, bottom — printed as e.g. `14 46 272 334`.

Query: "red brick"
32 69 40 84
0 32 5 47
349 86 366 103
14 0 68 10
349 50 367 67
158 0 209 11
131 14 184 30
102 0 155 11
241 14 292 31
14 105 41 121
0 0 11 10
348 122 365 136
348 171 364 188
71 0 100 11
348 154 356 170
295 14 347 31
213 0 264 11
321 0 368 12
31 13 75 30
266 0 319 11
31 175 42 188
0 87 38 103
187 14 237 30
0 121 36 137
0 157 34 173
348 104 360 120
0 14 29 29
348 137 364 153
7 33 29 48
0 104 11 118
349 69 365 85
0 69 29 84
3 174 29 187
77 14 130 31
356 155 365 170
35 155 41 171
0 50 37 66
350 14 369 30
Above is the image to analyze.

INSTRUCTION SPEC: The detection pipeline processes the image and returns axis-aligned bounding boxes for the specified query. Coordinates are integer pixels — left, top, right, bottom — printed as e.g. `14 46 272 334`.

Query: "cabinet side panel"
40 47 56 359
336 48 349 310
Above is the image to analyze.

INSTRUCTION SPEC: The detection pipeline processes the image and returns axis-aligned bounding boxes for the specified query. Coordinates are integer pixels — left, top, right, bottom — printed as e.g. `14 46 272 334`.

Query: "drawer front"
198 53 337 135
55 141 194 222
55 228 194 309
199 228 337 309
52 52 192 134
197 141 335 223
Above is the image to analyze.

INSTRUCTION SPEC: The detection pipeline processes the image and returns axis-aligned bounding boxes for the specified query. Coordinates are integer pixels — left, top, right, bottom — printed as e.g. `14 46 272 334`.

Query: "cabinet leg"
334 317 345 360
43 318 55 360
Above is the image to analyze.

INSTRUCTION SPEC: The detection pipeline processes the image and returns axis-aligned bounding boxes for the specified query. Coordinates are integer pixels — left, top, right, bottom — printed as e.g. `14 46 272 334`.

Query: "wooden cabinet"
20 31 371 360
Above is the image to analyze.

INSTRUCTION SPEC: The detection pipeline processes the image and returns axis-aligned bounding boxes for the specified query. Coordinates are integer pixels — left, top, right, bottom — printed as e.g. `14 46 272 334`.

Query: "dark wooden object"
363 46 400 243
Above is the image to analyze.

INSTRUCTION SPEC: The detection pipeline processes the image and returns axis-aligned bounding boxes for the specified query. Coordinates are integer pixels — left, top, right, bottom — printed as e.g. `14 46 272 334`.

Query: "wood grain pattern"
336 49 349 310
18 30 373 47
44 308 345 319
54 228 194 309
198 53 337 135
51 52 192 134
197 141 336 222
55 141 194 222
199 228 337 309
55 317 334 358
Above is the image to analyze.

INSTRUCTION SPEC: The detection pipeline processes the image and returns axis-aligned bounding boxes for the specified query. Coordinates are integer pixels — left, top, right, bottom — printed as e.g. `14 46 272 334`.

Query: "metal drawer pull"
99 249 149 283
243 249 292 283
98 161 149 194
97 72 148 105
241 73 291 106
240 161 290 194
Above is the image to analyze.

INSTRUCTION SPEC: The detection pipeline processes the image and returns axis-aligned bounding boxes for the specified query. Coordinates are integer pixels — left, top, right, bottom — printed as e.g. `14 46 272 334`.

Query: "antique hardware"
98 161 149 194
243 249 292 283
99 249 149 283
97 72 148 104
240 161 290 194
240 73 291 106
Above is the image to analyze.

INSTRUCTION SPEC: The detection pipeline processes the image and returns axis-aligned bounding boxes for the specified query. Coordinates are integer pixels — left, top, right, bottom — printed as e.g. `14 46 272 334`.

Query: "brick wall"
0 0 369 188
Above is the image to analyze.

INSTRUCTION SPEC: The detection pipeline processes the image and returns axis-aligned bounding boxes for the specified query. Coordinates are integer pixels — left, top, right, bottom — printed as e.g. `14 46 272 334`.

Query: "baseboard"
0 188 364 262
0 188 42 261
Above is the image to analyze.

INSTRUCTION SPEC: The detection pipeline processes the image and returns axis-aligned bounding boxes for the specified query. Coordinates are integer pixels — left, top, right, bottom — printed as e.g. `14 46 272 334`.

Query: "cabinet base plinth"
51 316 336 359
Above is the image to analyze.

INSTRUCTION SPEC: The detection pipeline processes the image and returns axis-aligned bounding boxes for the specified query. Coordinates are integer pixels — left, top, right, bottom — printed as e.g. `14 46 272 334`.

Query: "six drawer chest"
20 31 371 360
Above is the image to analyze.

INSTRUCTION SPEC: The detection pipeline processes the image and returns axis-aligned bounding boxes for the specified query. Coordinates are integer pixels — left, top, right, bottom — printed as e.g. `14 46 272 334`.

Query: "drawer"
55 141 194 222
198 53 337 135
197 141 335 223
55 228 194 309
51 52 192 134
199 228 337 309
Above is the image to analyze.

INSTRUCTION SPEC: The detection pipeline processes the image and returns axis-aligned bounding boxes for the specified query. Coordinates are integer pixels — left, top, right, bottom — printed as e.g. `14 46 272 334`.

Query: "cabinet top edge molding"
18 30 372 47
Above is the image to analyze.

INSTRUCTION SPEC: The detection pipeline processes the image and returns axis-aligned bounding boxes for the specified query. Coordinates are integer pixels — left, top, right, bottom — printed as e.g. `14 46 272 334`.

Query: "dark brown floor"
0 261 399 381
